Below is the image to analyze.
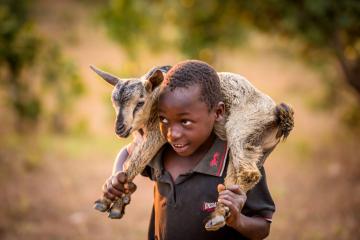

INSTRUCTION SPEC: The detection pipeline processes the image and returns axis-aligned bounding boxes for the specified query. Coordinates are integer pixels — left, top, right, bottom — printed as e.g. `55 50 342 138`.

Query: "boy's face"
158 85 223 157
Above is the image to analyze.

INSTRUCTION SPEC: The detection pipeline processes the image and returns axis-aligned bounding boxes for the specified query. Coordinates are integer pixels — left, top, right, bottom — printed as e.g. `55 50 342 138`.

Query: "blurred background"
0 0 359 239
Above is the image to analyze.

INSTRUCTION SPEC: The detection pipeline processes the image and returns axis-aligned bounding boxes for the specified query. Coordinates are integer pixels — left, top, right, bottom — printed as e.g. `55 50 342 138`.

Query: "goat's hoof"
205 215 226 231
108 208 124 219
123 195 130 204
94 199 111 212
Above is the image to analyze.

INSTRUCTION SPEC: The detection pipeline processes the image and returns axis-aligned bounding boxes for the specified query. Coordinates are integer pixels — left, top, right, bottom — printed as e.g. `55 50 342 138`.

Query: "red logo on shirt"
202 201 218 212
210 152 219 167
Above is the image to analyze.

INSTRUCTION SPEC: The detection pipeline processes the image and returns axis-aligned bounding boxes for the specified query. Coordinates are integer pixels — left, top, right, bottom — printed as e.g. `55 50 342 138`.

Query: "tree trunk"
347 62 360 96
332 31 360 98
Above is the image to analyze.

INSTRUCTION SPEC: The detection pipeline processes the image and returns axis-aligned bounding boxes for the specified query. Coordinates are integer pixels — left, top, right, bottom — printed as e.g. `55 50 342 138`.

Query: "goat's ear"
144 69 164 92
90 65 120 86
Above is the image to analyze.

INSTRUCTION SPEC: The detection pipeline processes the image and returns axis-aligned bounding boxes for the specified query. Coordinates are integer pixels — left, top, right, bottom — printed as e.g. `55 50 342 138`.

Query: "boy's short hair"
162 60 222 110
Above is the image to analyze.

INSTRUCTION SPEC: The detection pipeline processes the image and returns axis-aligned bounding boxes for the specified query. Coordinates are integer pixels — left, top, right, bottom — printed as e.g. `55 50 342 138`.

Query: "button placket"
154 169 161 180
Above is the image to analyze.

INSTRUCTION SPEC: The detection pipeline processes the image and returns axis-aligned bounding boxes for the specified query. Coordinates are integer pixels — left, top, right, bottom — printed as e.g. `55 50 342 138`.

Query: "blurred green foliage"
42 44 85 132
342 104 360 129
0 0 84 133
0 0 42 124
100 0 360 96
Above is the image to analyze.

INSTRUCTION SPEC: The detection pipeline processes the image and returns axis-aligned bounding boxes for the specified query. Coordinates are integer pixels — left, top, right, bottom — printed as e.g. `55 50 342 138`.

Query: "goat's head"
90 65 171 137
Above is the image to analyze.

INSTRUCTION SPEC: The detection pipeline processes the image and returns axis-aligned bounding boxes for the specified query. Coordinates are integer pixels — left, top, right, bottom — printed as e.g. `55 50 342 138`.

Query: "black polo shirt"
142 137 275 240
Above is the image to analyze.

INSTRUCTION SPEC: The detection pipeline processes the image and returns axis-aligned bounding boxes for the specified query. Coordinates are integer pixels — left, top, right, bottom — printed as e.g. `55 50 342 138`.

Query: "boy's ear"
144 69 164 92
215 102 225 122
90 65 120 86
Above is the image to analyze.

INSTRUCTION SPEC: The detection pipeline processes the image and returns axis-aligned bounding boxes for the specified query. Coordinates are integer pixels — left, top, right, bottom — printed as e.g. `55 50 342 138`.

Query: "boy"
103 60 275 239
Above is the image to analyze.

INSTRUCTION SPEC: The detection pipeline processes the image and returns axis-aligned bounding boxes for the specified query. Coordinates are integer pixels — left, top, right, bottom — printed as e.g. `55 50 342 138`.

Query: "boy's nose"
167 125 182 141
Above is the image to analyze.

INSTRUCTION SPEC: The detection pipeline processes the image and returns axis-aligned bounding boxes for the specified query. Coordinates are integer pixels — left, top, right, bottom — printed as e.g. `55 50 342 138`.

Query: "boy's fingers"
217 184 226 193
102 179 111 192
102 181 116 200
125 182 137 193
218 194 234 204
104 178 123 197
226 185 245 195
218 198 237 213
107 184 123 197
217 184 246 196
218 190 237 200
115 172 127 183
103 192 115 201
111 177 125 192
219 188 247 210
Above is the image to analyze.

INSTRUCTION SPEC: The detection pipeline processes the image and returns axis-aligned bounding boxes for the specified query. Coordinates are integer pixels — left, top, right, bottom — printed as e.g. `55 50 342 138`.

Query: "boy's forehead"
160 85 201 101
158 85 208 113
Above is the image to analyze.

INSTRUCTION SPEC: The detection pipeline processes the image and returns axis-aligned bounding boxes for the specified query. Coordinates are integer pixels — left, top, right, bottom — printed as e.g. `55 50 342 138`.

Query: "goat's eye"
136 101 144 108
133 101 145 117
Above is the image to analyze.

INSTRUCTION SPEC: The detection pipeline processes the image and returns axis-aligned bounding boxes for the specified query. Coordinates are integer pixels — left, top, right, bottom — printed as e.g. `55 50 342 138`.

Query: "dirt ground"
0 1 359 239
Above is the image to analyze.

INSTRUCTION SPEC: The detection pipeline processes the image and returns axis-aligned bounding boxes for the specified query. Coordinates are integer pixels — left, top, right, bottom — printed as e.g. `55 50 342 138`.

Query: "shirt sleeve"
241 166 275 222
140 165 155 180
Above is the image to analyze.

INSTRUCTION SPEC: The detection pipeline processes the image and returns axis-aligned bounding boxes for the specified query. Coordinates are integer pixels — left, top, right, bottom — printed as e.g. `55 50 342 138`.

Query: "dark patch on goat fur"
113 81 144 105
144 65 172 79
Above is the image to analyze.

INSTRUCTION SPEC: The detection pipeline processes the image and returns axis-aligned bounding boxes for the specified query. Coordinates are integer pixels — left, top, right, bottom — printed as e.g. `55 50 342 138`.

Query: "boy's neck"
186 133 216 163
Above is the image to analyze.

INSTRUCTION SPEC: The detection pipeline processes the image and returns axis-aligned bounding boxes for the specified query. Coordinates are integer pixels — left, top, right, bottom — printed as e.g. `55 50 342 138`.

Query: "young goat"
91 65 294 231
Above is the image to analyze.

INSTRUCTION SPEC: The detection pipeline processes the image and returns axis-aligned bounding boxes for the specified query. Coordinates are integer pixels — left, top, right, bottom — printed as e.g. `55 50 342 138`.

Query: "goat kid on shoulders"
90 64 294 231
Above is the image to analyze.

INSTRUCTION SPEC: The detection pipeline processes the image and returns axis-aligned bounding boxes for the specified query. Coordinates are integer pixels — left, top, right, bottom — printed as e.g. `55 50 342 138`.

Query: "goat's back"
218 72 276 113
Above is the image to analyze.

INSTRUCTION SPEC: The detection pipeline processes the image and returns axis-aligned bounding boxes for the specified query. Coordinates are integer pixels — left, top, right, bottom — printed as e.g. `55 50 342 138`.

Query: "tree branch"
332 30 360 97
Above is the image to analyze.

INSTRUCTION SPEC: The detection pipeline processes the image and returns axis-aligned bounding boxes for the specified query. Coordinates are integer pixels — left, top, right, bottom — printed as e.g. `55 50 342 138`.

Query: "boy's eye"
181 120 192 126
159 116 168 124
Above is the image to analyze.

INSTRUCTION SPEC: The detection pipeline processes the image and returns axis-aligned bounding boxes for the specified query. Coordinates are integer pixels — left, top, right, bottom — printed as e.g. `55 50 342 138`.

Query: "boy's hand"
102 172 137 200
217 184 247 229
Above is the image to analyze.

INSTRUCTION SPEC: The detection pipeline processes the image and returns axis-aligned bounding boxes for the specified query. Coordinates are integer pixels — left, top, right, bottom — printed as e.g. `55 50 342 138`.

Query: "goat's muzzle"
116 125 132 138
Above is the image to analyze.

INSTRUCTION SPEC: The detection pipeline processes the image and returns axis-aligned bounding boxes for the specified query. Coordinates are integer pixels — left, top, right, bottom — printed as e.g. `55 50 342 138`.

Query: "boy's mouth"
171 143 189 153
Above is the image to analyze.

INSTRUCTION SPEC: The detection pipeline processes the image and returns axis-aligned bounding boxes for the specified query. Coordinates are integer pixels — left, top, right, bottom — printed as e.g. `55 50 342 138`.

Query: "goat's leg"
94 180 133 215
94 180 134 216
94 175 139 216
108 129 165 219
205 130 279 227
204 159 235 231
205 148 262 230
94 165 132 215
94 135 142 215
205 109 263 231
224 107 265 190
108 192 131 219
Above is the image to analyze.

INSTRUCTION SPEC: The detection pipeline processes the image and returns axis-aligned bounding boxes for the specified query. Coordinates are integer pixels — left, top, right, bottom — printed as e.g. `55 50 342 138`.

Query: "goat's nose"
116 123 125 133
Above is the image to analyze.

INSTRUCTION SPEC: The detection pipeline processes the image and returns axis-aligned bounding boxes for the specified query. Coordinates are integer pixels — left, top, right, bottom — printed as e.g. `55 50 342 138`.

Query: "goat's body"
217 72 279 191
125 72 280 192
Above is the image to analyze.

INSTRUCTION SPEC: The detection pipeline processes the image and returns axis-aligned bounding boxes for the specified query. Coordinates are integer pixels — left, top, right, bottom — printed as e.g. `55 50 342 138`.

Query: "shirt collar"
148 137 229 177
